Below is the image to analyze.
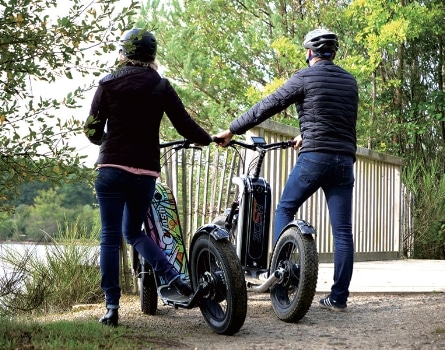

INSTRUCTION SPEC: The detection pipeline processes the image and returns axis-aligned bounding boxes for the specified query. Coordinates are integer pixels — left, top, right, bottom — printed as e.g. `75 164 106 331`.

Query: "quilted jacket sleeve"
229 73 304 135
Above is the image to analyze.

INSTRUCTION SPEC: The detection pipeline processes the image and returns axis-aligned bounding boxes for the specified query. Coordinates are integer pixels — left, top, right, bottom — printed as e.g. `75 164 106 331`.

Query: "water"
0 242 100 279
0 243 42 279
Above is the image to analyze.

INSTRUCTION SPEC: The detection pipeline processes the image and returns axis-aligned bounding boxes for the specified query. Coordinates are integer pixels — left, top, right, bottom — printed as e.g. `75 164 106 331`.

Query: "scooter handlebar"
160 139 205 151
225 139 296 151
160 139 191 149
163 138 296 151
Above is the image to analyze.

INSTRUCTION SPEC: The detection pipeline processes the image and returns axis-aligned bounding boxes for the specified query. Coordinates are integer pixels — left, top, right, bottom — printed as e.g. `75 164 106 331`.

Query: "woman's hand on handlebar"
293 135 303 150
213 129 234 147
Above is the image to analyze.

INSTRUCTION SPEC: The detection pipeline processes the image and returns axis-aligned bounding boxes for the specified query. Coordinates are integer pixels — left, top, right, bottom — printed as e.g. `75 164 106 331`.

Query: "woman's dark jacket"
84 65 212 171
230 60 358 160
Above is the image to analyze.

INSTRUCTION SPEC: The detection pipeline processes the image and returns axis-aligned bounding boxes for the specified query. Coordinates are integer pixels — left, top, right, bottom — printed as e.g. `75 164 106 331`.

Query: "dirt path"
59 292 445 349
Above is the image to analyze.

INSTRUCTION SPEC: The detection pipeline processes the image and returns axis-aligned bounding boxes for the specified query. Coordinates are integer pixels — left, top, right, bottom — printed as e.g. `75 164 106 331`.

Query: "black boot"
99 308 118 327
170 277 192 296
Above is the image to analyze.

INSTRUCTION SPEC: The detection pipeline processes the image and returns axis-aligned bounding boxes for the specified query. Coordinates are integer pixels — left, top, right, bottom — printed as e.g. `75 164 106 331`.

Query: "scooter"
213 135 318 322
131 140 247 335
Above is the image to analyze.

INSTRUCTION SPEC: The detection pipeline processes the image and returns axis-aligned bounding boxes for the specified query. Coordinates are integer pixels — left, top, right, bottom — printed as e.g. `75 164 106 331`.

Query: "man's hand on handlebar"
293 135 302 150
213 129 234 147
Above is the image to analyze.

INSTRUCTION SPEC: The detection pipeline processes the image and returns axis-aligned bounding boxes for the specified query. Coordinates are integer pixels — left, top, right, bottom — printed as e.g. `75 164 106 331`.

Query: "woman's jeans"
273 152 355 304
94 167 178 308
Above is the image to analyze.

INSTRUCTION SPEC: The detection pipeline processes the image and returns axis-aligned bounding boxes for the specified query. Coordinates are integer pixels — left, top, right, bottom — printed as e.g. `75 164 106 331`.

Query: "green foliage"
58 182 96 208
0 182 99 242
10 181 52 206
0 205 32 241
137 0 346 135
0 0 140 214
0 218 102 316
136 0 445 159
6 180 96 208
134 0 445 258
403 156 445 259
345 0 445 158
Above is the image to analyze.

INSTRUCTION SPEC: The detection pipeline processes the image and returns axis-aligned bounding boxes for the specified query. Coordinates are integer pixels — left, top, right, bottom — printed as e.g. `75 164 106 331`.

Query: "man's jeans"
94 167 178 308
273 152 355 304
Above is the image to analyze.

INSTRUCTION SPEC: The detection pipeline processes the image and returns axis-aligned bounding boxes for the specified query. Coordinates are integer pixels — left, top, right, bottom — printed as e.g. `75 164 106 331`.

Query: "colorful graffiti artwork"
147 183 189 281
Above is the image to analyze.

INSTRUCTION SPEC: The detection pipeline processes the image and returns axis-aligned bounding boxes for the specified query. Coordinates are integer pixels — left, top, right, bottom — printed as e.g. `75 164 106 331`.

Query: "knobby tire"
190 235 247 335
269 227 318 322
140 259 158 316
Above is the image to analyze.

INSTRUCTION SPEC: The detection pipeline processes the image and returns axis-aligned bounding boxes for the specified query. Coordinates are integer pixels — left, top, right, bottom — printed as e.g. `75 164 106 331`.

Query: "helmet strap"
321 52 334 58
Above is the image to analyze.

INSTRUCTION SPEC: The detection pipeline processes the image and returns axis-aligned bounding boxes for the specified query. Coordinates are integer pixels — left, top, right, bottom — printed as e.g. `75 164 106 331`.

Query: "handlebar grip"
212 136 225 144
287 140 297 148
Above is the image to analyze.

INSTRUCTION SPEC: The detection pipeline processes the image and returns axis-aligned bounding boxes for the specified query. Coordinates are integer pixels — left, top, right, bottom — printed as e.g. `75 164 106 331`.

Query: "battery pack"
239 176 271 269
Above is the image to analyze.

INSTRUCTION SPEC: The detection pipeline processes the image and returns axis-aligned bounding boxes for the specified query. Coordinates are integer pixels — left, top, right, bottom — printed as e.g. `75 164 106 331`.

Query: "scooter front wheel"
269 226 318 322
190 234 247 335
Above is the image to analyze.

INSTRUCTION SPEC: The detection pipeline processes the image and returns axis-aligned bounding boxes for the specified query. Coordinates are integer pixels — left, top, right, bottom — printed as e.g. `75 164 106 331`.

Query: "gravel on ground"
39 292 445 350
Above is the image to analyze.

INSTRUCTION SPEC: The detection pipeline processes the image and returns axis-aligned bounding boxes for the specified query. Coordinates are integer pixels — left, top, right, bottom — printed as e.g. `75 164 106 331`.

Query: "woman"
84 28 212 326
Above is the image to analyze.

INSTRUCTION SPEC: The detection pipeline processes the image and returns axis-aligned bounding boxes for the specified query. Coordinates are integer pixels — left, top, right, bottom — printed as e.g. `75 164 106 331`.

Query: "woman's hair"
119 52 159 70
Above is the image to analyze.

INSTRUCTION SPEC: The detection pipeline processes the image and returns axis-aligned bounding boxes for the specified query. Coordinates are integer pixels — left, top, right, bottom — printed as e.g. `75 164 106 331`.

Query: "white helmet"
303 29 338 53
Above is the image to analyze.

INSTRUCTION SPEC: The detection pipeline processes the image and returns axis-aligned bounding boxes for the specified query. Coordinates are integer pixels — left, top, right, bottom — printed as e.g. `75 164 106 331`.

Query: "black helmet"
119 28 157 62
303 29 338 53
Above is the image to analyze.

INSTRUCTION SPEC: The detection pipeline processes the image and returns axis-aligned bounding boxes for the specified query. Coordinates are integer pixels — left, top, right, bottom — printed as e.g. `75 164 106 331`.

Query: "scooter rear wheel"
190 234 247 335
140 258 158 315
269 226 318 322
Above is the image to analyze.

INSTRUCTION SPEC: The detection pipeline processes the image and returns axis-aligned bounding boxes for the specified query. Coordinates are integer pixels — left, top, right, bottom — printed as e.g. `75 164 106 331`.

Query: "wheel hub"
199 270 226 302
278 260 301 288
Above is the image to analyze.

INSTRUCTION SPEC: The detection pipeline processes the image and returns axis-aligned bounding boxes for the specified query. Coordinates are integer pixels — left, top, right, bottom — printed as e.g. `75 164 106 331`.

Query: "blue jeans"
94 167 178 308
273 152 355 304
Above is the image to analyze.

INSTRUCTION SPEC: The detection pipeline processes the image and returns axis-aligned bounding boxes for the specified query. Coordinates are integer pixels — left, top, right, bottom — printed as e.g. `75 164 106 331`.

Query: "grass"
0 218 170 349
433 327 445 334
0 318 160 350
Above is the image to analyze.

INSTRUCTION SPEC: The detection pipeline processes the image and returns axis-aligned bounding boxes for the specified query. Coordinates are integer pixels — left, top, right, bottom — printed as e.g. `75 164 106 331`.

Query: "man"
214 28 358 312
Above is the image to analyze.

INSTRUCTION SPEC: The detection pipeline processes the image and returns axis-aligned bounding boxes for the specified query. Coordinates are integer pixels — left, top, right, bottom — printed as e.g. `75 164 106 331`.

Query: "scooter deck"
158 285 191 304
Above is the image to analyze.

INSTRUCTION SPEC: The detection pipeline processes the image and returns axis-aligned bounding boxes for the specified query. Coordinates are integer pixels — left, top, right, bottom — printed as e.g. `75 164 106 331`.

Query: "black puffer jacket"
230 60 358 159
84 65 212 171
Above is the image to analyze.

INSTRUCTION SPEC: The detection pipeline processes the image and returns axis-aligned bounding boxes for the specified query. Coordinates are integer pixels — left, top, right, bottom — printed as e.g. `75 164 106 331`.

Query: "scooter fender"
189 223 230 252
283 219 317 236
